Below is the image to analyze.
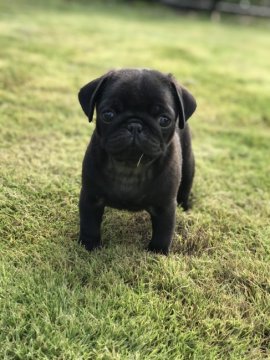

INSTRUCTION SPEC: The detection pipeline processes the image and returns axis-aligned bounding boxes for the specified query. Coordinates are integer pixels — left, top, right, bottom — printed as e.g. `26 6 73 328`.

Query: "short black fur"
78 69 196 255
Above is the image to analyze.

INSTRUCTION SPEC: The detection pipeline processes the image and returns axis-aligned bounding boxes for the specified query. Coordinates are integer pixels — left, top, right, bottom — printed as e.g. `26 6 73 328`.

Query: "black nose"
127 121 143 134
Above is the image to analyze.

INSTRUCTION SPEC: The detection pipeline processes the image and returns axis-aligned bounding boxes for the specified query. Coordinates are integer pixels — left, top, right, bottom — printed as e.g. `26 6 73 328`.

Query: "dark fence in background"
139 0 270 17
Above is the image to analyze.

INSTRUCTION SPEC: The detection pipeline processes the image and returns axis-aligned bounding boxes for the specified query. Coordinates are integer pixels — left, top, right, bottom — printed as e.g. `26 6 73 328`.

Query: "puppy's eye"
158 116 171 127
102 111 115 123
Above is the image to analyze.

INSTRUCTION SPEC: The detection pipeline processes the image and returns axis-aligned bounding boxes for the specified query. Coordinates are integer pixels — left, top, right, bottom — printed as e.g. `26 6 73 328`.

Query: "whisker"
136 153 144 167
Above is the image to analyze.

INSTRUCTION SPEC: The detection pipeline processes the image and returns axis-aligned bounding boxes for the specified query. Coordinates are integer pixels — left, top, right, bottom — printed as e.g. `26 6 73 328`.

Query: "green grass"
1 0 270 358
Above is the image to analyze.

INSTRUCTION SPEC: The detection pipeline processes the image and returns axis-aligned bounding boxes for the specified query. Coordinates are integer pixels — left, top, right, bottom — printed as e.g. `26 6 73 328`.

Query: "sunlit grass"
0 1 270 358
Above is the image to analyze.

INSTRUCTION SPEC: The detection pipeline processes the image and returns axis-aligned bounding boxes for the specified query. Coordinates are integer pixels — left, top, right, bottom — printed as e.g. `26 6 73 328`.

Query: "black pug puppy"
78 69 196 255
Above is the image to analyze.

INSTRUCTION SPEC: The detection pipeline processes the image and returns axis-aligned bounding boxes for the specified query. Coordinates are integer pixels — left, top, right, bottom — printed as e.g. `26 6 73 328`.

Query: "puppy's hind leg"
177 128 195 211
177 152 195 211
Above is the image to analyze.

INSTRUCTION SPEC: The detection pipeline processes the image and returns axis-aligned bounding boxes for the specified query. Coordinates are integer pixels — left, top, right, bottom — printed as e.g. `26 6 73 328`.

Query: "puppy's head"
78 69 196 164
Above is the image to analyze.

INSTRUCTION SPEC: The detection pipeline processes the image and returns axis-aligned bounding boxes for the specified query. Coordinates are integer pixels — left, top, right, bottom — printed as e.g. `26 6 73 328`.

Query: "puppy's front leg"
148 202 176 255
79 189 104 251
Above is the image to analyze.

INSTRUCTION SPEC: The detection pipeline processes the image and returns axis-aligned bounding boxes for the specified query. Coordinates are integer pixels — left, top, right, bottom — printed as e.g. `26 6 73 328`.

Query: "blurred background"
129 0 270 17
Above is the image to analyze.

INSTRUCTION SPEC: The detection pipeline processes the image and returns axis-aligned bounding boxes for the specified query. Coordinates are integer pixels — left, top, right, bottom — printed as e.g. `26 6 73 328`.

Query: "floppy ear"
78 74 109 122
171 81 197 129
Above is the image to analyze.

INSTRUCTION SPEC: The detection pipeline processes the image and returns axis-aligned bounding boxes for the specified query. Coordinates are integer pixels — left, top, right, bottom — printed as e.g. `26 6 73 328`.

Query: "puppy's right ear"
78 73 109 122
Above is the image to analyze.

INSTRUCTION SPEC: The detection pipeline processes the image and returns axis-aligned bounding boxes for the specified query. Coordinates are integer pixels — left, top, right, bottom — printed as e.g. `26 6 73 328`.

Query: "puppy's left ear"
171 81 197 129
78 73 110 122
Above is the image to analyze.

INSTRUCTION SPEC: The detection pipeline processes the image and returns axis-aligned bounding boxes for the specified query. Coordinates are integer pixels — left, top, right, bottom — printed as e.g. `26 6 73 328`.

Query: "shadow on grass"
60 206 215 261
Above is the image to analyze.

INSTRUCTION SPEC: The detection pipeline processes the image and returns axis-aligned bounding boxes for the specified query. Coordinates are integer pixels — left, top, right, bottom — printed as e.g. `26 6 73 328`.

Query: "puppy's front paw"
79 236 102 252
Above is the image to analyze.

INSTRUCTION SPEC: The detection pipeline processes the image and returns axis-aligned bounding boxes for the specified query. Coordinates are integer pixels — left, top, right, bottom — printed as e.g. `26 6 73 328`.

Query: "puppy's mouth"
103 127 164 165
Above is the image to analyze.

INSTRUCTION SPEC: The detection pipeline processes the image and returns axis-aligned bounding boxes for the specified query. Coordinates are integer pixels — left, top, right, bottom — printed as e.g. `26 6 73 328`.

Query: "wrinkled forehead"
98 70 175 112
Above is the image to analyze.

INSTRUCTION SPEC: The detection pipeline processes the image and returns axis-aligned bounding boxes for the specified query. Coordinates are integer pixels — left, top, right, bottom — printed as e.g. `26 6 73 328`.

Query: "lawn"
0 0 270 358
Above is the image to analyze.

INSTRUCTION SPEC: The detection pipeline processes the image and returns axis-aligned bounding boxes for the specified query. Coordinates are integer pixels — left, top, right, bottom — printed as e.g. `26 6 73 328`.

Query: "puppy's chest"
103 164 152 205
